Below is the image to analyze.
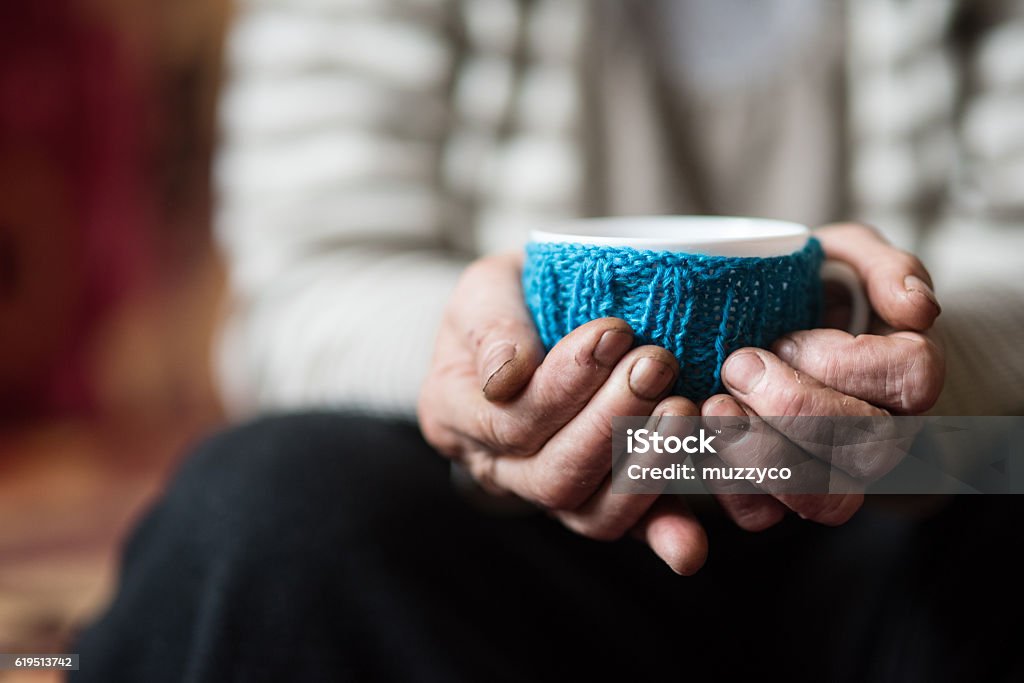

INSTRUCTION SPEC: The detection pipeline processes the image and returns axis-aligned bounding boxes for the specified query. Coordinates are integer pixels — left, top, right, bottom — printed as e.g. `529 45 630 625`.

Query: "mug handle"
820 260 870 335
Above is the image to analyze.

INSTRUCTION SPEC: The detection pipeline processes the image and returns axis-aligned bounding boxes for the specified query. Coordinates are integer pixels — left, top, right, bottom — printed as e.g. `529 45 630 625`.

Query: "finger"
714 361 867 524
721 347 905 479
699 396 789 531
451 252 546 401
491 345 679 510
555 396 700 540
704 394 865 524
556 486 661 541
632 496 708 576
721 348 887 420
713 382 910 487
772 329 945 413
815 223 940 331
429 316 636 458
453 252 638 428
509 317 635 425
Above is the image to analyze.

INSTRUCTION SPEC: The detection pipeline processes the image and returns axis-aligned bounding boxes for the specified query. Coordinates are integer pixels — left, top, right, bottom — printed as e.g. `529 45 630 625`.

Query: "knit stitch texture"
523 239 825 400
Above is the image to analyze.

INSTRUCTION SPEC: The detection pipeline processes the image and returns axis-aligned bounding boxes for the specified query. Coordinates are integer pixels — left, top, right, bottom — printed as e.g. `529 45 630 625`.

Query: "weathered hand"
703 223 946 530
419 253 708 574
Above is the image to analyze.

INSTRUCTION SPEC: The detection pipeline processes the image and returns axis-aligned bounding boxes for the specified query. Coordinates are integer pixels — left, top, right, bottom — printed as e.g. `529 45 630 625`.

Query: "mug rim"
529 215 810 257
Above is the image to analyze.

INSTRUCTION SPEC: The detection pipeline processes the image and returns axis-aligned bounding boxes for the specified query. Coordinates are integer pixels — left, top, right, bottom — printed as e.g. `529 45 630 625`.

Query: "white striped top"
215 0 1024 417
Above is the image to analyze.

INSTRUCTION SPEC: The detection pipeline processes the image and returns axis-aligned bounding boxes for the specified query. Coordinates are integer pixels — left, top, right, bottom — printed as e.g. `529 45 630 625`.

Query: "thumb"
453 252 546 401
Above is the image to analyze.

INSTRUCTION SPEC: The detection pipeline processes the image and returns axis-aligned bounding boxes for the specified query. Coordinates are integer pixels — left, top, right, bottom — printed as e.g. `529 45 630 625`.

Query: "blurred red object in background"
0 0 226 656
0 1 155 419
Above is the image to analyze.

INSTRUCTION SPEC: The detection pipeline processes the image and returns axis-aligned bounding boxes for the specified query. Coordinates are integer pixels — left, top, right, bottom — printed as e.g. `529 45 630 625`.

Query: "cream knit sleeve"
214 0 465 417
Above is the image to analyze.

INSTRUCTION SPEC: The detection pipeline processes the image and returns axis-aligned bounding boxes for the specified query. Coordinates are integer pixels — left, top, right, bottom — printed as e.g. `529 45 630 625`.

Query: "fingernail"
722 352 765 394
904 274 941 314
703 397 749 444
774 337 797 363
594 329 633 367
656 403 696 419
482 342 516 390
705 396 745 417
629 357 676 400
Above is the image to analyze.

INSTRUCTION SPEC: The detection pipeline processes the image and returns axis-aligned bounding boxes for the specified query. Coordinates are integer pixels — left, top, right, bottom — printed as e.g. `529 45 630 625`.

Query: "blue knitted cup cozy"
523 238 825 400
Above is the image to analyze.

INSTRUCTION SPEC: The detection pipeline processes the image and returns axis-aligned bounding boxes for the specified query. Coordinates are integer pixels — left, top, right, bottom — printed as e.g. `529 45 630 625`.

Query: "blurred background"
0 0 229 672
1 1 1022 678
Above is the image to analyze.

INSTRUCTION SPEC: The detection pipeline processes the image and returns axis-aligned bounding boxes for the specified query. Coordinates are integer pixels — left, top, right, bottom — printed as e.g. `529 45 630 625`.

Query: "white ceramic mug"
530 215 869 335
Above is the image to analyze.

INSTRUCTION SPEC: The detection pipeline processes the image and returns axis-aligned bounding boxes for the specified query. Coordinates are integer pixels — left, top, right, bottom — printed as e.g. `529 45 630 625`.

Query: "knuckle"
774 382 810 417
469 318 517 352
529 464 595 511
786 329 852 376
418 414 450 454
454 263 486 301
535 375 587 418
821 221 883 242
478 406 539 456
530 480 576 511
855 222 885 240
896 250 927 275
417 389 458 458
580 407 616 443
557 457 608 496
460 255 500 285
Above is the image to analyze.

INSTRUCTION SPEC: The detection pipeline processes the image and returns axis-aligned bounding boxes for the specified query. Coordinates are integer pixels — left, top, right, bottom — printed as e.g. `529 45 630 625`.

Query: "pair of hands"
418 224 945 575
